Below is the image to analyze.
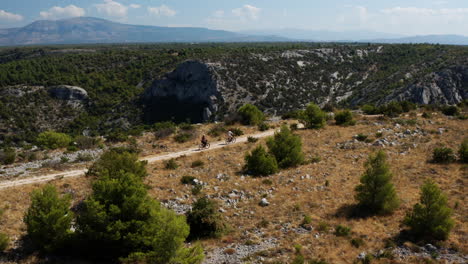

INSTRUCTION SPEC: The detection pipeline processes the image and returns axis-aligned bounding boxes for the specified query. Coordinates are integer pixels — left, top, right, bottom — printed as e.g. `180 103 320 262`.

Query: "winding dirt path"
0 130 277 190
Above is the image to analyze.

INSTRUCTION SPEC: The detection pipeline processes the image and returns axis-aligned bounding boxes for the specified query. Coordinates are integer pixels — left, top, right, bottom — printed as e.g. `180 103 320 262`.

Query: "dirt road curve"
0 130 277 190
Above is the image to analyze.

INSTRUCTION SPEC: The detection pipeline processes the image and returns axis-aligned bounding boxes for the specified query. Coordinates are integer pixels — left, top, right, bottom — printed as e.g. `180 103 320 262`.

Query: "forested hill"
0 43 467 144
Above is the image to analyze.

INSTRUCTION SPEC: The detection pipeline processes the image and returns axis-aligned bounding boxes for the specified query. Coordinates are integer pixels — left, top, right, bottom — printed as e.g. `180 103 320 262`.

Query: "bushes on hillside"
36 131 72 149
334 110 355 126
441 105 459 116
24 184 74 253
0 233 8 252
432 147 456 164
355 150 399 215
186 197 226 240
86 149 147 178
244 146 278 176
267 125 304 168
238 104 265 125
459 139 468 163
154 121 177 139
301 103 326 129
0 147 16 165
404 180 454 241
360 101 417 117
361 104 379 115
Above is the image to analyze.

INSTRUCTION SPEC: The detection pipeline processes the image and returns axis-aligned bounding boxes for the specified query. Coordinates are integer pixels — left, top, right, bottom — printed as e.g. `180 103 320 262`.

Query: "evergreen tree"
355 151 399 215
186 197 226 239
24 184 74 253
86 149 147 178
238 104 265 125
404 180 454 241
267 125 304 168
245 145 279 176
459 139 468 163
301 103 326 129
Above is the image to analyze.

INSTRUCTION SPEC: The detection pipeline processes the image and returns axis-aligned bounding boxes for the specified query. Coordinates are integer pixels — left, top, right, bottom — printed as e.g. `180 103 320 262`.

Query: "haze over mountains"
1 17 468 46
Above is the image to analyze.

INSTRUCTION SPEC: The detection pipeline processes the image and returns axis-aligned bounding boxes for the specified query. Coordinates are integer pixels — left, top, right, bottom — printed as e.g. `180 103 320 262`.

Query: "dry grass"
0 114 466 263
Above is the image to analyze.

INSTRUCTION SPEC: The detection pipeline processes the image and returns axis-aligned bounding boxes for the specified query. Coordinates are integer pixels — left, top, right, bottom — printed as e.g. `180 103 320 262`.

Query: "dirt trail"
0 130 277 190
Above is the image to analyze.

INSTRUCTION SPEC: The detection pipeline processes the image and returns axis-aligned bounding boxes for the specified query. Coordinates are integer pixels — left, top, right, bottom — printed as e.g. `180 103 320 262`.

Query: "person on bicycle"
201 134 208 147
227 130 234 142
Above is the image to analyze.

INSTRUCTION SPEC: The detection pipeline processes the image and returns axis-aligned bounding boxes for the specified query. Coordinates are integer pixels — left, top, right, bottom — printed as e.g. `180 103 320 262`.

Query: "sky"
1 0 468 36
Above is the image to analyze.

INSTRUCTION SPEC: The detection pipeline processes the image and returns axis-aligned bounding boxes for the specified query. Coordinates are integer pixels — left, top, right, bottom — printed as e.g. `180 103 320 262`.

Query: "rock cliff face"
143 48 467 122
48 85 89 101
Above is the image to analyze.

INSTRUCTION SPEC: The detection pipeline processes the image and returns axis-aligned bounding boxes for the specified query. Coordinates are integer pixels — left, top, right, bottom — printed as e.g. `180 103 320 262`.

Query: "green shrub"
153 121 177 139
432 147 456 163
165 159 179 170
186 197 226 239
76 153 94 162
231 128 244 136
356 134 368 142
399 101 417 112
355 150 400 215
404 180 454 241
322 103 335 113
301 103 326 129
301 215 312 226
0 147 16 165
441 105 459 116
238 104 265 125
36 131 72 149
422 112 432 119
191 160 205 168
267 125 304 168
361 104 379 115
0 233 9 252
335 110 356 126
282 110 305 120
247 136 259 143
66 145 79 152
258 122 269 131
87 149 147 178
181 176 197 185
381 102 403 117
351 237 365 248
334 225 351 237
191 185 203 196
105 131 128 143
179 122 195 131
208 125 226 137
244 145 278 176
74 136 100 149
458 139 468 163
77 170 192 262
317 221 330 232
24 184 73 253
174 132 193 143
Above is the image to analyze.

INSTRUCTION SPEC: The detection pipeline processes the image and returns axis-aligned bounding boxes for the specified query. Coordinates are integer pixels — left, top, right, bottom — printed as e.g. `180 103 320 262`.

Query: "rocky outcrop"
142 61 224 123
48 85 89 101
384 66 468 105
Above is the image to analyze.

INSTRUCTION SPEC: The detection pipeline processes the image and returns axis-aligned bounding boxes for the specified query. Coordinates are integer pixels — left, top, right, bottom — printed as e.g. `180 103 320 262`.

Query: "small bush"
0 233 8 252
334 225 351 237
179 122 194 131
441 105 459 116
0 147 16 165
174 132 193 143
404 180 454 241
355 134 368 142
191 160 204 168
191 185 202 195
74 136 100 149
317 221 330 232
459 139 468 163
153 121 176 139
361 104 379 115
244 145 278 176
290 123 299 130
432 147 456 163
322 103 335 113
301 215 312 226
87 149 147 178
301 103 326 129
105 131 128 143
262 179 273 185
351 237 365 248
66 145 79 152
335 110 356 126
422 112 432 119
76 153 94 162
231 128 244 136
238 104 265 125
208 125 226 137
165 159 179 170
247 136 259 143
186 197 226 239
36 131 72 149
380 102 404 117
181 176 197 185
282 110 305 120
258 122 269 131
267 125 304 168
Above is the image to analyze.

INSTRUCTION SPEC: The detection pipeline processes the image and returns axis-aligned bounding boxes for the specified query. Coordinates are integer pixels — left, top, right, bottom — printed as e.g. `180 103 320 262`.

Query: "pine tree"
24 184 74 253
355 151 399 215
186 197 226 239
404 180 454 241
245 145 279 176
267 125 304 168
301 103 326 129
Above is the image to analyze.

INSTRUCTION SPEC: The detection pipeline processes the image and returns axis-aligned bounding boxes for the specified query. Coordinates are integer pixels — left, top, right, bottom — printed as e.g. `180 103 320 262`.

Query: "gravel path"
0 130 277 190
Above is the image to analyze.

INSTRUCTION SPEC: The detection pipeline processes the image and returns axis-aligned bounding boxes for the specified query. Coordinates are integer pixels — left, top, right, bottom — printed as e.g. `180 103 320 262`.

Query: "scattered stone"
259 198 270 207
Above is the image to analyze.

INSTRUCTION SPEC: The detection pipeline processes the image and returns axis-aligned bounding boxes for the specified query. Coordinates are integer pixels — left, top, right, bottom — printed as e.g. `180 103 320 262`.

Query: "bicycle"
225 136 236 144
199 142 210 150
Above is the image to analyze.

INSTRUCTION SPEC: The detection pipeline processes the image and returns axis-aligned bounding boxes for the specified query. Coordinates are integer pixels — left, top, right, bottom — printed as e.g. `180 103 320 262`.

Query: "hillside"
0 17 287 46
0 43 466 145
0 112 466 263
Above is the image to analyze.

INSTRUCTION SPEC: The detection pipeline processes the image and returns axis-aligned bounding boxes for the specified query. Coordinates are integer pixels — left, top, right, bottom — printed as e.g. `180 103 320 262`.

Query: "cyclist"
227 130 234 143
201 134 208 148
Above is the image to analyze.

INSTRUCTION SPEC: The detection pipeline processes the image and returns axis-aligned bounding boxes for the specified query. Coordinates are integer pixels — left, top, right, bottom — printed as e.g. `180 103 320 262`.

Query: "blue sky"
1 0 468 35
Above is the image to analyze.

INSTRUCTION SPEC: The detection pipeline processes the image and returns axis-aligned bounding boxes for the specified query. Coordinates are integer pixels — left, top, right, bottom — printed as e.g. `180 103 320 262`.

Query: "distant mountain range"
1 17 468 46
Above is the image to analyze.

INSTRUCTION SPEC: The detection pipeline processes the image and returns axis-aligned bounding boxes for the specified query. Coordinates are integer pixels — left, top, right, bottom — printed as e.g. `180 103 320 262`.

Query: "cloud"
232 5 261 20
148 5 177 17
129 4 141 9
0 10 23 22
95 0 128 18
39 5 85 20
213 10 225 18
